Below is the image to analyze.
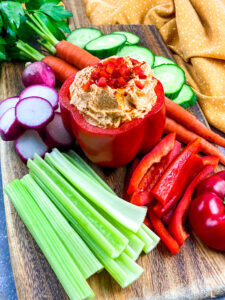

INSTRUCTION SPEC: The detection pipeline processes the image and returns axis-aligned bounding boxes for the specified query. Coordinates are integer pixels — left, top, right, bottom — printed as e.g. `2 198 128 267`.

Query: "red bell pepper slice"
123 157 140 201
143 217 153 229
152 138 201 205
148 210 180 254
201 155 219 168
168 165 215 246
127 133 176 195
130 141 181 206
162 204 177 225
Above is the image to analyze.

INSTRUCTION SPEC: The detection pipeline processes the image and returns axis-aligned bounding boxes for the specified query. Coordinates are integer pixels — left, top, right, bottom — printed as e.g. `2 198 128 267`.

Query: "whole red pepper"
189 171 225 251
59 74 165 168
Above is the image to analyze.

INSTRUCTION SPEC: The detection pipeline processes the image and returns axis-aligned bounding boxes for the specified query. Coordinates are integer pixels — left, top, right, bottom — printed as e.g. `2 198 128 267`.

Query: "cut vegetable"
111 31 140 45
0 96 20 119
85 34 127 58
153 64 185 99
15 130 49 162
172 84 197 108
5 180 95 300
117 45 155 68
22 174 103 279
67 27 103 49
45 149 147 233
28 155 128 258
154 56 175 67
43 112 73 148
16 97 54 129
20 85 59 109
0 108 24 141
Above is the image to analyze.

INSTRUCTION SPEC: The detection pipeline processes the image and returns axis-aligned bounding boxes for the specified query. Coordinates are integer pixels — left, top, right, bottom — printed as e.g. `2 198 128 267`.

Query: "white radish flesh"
44 112 73 148
16 130 49 162
16 97 54 129
20 85 59 109
0 108 24 141
0 97 20 119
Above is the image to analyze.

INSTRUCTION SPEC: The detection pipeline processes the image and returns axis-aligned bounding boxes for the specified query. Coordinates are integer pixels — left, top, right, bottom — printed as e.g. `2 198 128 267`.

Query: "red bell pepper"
123 157 140 201
168 165 215 246
152 139 201 205
59 75 165 168
127 133 176 195
143 217 153 229
130 141 181 206
148 210 180 254
162 204 176 225
189 170 225 251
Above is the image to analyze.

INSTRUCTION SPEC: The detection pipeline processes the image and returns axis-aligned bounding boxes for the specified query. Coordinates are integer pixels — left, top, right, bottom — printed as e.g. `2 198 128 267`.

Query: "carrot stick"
42 56 79 83
165 117 225 165
56 40 100 70
165 97 225 148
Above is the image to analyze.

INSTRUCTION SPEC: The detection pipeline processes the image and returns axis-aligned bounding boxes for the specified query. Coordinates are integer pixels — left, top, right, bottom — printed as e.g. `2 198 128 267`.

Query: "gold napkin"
84 0 225 133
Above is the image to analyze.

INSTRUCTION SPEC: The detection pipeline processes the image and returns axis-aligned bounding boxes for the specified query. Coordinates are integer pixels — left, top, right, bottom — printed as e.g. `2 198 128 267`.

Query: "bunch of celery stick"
5 149 160 300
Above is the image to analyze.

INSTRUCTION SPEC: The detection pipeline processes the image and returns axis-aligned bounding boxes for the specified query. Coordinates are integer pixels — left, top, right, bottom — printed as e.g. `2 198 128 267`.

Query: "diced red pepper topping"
135 80 144 89
82 80 94 91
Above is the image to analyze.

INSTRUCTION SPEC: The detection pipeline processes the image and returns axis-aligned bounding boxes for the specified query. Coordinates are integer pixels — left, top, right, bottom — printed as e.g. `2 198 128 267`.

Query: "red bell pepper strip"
148 210 180 254
152 138 201 205
168 165 215 246
130 141 181 206
123 157 140 201
59 75 165 168
127 133 176 195
201 156 219 168
162 204 177 225
143 217 153 229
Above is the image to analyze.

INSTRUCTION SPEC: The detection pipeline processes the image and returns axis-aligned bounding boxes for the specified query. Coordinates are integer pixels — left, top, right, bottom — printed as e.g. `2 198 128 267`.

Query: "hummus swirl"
70 56 157 128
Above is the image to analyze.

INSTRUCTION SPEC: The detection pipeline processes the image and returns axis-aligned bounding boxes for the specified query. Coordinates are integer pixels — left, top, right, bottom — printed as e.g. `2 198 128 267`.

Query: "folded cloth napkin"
84 0 225 133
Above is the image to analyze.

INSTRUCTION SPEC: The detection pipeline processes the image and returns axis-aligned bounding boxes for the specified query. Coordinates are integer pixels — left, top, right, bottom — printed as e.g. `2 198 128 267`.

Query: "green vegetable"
21 174 103 279
5 180 94 300
172 83 197 108
67 27 103 49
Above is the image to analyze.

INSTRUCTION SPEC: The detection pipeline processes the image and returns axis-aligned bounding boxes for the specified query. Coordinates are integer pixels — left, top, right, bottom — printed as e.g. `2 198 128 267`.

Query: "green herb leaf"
0 44 7 61
0 37 6 45
26 0 61 10
39 3 72 21
55 19 71 33
0 2 24 29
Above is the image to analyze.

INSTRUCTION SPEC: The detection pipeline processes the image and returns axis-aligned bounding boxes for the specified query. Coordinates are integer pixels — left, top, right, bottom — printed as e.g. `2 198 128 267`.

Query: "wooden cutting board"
1 1 225 299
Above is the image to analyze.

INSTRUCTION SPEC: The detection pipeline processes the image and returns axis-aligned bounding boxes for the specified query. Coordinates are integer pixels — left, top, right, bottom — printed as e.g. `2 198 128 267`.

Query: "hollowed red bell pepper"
189 171 225 251
59 74 165 168
168 165 215 246
152 138 201 205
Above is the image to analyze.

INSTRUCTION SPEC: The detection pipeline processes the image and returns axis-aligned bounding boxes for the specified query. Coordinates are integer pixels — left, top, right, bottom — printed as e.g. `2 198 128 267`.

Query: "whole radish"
22 62 55 88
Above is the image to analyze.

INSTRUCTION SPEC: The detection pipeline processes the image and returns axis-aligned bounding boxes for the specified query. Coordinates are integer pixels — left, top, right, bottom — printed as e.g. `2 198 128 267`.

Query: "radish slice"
20 85 59 109
0 107 24 141
0 96 20 119
43 112 74 148
16 130 49 162
16 97 54 129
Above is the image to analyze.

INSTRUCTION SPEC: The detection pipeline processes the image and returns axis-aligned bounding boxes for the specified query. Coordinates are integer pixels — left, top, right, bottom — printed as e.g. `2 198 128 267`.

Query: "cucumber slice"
67 27 103 49
173 84 197 108
153 64 185 99
111 31 140 45
117 45 155 68
85 34 127 59
154 56 175 67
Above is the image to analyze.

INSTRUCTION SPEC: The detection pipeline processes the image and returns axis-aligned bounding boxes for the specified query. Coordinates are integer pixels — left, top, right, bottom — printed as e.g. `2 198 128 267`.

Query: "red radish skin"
0 97 20 119
22 62 55 88
43 112 73 148
20 85 59 110
0 107 24 141
16 97 54 130
16 130 49 162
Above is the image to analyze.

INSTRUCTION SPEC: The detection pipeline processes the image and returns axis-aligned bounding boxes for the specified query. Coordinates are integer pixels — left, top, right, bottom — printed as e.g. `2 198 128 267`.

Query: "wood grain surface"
1 1 225 299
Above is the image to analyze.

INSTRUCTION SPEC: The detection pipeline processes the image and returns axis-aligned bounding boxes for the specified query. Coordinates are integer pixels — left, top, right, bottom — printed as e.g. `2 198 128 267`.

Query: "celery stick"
5 180 94 300
46 149 147 233
123 244 136 260
32 174 143 288
137 226 160 254
21 174 103 279
28 156 128 258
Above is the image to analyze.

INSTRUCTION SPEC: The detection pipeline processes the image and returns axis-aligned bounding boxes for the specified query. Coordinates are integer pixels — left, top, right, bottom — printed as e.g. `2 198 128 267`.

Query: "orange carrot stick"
56 40 100 70
165 117 225 165
165 97 225 148
43 56 78 83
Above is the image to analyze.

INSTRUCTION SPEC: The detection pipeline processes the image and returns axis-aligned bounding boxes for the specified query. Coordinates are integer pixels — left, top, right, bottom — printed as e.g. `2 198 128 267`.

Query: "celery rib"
5 180 94 300
28 156 128 258
21 174 103 279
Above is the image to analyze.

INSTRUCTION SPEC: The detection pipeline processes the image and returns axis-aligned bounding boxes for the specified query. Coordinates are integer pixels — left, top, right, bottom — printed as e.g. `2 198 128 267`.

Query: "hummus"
70 56 157 128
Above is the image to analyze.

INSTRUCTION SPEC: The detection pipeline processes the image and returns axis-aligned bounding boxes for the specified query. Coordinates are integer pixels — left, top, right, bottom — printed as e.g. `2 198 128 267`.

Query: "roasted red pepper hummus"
69 56 157 128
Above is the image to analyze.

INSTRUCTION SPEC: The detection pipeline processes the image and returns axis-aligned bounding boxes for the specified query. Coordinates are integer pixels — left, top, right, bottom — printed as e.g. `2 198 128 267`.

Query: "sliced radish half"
20 85 59 109
0 96 20 119
0 107 24 141
16 130 49 162
16 97 54 129
43 112 74 148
